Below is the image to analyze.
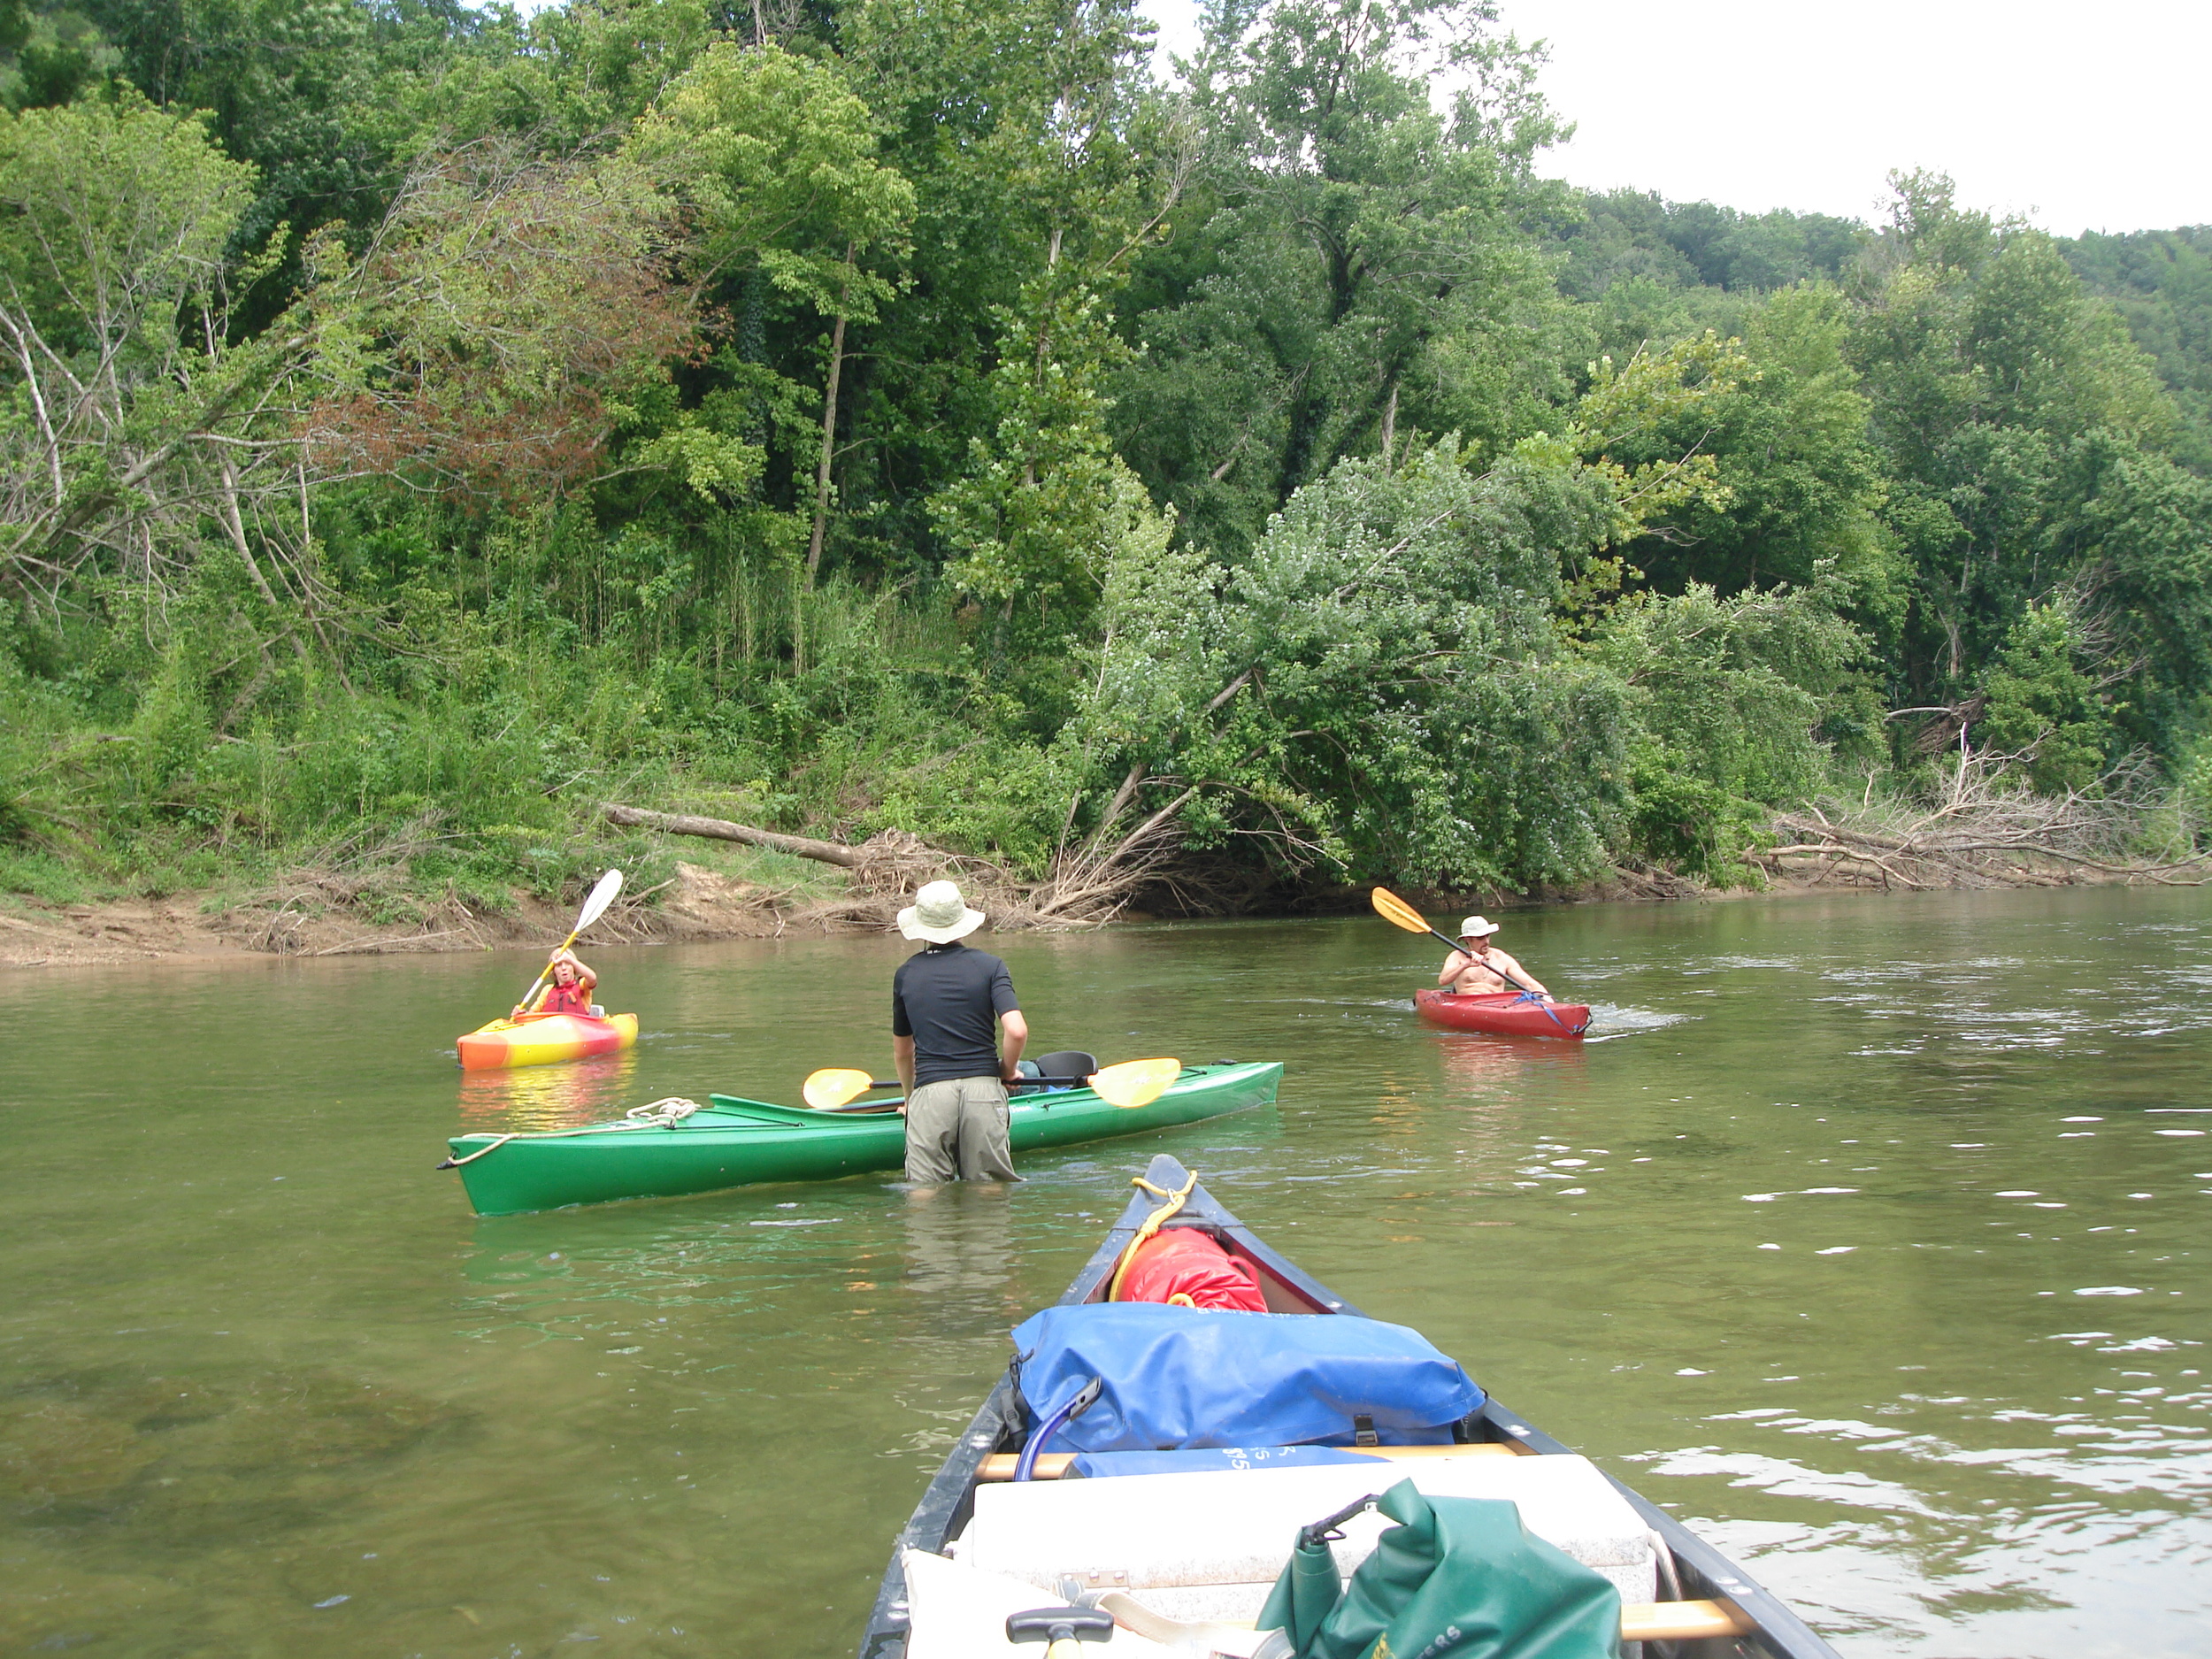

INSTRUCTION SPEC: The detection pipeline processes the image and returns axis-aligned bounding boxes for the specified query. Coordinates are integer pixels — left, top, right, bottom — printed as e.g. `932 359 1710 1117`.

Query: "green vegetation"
3 0 2209 920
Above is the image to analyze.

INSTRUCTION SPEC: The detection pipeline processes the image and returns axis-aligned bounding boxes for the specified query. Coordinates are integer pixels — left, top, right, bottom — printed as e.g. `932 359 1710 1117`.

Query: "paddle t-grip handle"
1006 1608 1114 1654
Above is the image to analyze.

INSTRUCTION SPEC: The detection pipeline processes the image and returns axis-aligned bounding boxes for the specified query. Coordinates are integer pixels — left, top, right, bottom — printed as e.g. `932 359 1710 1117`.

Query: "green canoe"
444 1061 1283 1216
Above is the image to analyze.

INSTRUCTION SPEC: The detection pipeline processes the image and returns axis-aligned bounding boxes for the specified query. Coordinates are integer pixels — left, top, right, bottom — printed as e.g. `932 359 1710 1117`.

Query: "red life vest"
539 981 591 1016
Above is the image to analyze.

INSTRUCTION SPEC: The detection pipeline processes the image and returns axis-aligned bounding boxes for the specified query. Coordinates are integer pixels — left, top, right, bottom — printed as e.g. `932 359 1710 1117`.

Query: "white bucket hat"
899 879 986 943
1458 916 1500 938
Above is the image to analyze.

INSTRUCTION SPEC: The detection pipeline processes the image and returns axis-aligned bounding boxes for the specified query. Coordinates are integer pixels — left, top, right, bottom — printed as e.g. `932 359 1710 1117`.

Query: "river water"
4 887 2208 1657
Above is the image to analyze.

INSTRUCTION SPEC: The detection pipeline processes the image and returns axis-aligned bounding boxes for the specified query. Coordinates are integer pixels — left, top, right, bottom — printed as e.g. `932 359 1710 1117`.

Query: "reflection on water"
897 1184 1020 1336
1427 1028 1589 1096
5 887 2212 1656
455 1049 641 1130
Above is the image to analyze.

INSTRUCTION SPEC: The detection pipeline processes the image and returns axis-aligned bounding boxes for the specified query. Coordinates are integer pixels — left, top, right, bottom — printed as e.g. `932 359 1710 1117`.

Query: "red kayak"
1415 987 1591 1038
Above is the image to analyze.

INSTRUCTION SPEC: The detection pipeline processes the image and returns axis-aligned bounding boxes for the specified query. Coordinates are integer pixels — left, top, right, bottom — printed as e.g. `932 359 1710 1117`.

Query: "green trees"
1056 439 1619 892
2063 226 2212 472
1848 174 2212 774
5 0 2212 910
634 39 915 634
1108 0 1574 555
1975 603 2114 796
1597 287 1894 609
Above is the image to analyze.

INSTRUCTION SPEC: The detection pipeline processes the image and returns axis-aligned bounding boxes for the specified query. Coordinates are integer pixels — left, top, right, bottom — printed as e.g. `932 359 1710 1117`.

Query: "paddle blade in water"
1370 886 1432 935
574 868 625 933
803 1067 879 1110
1090 1057 1182 1110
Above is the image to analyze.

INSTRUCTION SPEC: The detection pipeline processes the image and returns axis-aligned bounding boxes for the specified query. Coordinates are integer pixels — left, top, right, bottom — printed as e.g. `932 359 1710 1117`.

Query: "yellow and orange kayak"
456 1011 639 1071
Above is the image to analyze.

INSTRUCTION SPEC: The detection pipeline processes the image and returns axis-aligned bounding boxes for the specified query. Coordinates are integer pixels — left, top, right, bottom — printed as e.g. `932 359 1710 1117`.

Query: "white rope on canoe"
442 1098 706 1168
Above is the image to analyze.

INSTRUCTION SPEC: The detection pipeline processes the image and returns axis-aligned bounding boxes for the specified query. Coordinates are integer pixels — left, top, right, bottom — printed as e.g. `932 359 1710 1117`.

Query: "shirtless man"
1436 916 1548 997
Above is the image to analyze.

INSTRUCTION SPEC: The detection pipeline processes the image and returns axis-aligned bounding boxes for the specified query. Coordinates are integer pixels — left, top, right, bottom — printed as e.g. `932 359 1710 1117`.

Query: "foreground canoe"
445 1061 1281 1215
859 1153 1839 1659
1414 987 1591 1037
456 1011 639 1071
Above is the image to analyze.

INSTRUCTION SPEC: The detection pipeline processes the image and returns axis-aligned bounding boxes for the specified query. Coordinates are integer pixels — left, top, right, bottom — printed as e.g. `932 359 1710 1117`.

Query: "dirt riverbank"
4 854 2186 972
0 862 795 971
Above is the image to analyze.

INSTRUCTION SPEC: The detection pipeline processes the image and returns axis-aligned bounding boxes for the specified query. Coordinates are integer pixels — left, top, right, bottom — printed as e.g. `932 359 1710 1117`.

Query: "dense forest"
4 0 2212 924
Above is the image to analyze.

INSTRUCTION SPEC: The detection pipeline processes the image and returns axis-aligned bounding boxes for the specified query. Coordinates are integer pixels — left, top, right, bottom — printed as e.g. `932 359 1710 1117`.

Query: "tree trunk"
806 243 856 584
600 803 871 868
215 457 311 665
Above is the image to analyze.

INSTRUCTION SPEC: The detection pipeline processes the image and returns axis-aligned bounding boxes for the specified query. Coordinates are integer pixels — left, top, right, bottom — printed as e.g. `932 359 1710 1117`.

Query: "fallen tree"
1749 757 2211 890
600 803 878 869
597 803 1171 927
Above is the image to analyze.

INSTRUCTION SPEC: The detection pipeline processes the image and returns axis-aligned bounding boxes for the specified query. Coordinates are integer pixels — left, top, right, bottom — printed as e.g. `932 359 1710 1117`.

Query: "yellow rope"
1107 1171 1197 1301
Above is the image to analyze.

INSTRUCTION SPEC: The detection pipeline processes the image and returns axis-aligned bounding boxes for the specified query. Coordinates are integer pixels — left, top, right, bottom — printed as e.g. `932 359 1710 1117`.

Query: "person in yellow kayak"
891 879 1027 1184
1437 916 1548 997
518 949 598 1018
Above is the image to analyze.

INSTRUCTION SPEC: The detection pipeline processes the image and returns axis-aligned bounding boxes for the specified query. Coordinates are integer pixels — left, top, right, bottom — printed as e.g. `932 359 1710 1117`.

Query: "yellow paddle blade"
1371 886 1432 935
803 1067 879 1110
1088 1056 1182 1110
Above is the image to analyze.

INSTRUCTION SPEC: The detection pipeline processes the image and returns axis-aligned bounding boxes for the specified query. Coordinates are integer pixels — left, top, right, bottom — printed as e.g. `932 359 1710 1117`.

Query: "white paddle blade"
1090 1056 1182 1110
574 868 625 933
803 1067 878 1111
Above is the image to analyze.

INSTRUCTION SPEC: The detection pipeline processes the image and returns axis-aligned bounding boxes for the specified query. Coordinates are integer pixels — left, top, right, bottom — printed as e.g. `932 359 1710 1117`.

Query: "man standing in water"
1437 915 1550 997
891 879 1028 1183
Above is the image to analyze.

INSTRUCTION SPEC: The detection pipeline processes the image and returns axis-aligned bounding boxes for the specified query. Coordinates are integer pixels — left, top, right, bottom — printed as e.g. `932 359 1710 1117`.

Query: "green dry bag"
1254 1478 1622 1659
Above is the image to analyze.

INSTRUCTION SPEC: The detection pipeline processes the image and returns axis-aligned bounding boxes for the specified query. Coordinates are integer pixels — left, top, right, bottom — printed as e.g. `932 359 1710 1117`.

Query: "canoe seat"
1033 1050 1099 1082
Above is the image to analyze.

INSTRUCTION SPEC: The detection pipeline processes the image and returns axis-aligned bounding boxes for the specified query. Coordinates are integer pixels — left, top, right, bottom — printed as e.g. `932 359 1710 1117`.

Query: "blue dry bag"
1009 1302 1484 1453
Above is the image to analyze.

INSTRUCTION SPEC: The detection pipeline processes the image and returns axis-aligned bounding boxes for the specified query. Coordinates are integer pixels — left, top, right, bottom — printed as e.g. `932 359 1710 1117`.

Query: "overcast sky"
1136 0 2212 236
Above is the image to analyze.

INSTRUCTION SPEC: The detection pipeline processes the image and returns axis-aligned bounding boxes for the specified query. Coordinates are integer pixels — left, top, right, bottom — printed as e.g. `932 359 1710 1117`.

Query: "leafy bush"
1976 603 2116 795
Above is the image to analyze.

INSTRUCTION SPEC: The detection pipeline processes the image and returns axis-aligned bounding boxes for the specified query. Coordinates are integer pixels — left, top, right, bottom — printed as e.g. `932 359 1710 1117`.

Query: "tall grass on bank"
0 569 997 917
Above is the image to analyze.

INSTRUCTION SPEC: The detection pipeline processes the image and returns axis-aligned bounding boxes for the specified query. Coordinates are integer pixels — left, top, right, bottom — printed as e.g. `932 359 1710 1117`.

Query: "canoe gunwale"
857 1152 1840 1659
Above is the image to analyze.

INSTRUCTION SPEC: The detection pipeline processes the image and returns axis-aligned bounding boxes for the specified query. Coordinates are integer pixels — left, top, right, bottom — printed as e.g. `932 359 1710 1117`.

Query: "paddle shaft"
1425 925 1542 998
516 924 587 1015
514 870 622 1013
849 1073 1100 1092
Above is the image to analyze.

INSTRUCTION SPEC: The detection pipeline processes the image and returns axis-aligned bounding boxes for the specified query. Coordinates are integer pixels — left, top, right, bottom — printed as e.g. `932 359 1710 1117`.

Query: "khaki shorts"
903 1076 1018 1184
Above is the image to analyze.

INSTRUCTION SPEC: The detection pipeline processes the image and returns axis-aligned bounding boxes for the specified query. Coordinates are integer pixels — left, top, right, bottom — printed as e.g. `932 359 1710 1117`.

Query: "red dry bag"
1113 1227 1269 1312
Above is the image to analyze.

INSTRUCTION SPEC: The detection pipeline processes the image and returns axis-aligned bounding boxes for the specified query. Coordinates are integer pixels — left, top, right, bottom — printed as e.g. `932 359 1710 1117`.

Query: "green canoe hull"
446 1062 1282 1216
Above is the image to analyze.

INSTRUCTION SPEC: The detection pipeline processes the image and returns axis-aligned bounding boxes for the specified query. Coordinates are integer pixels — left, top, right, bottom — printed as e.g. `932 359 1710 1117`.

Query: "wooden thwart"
1622 1599 1757 1642
1094 1591 1753 1648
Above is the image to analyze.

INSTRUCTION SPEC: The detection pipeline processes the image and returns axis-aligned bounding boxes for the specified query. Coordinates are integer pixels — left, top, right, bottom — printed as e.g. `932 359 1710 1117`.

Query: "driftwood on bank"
600 803 878 869
1747 760 2211 890
598 802 1166 929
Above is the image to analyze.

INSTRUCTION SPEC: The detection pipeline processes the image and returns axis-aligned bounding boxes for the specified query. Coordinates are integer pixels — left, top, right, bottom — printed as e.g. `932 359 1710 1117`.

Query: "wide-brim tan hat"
899 879 986 943
1458 915 1500 938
